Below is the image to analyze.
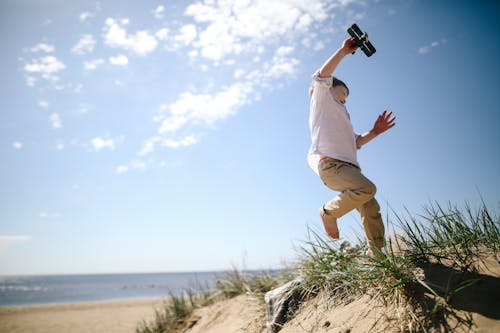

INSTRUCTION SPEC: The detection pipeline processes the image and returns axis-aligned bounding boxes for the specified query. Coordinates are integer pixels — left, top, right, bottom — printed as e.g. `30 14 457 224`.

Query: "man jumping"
307 37 396 257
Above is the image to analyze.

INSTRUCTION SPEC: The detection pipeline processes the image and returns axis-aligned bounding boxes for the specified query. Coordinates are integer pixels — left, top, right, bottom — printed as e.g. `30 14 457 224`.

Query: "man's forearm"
356 129 378 149
318 48 350 78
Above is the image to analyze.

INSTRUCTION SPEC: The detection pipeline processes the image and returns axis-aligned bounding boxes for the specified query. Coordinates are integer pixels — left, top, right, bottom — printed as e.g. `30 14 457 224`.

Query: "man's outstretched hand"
341 37 359 55
373 110 396 135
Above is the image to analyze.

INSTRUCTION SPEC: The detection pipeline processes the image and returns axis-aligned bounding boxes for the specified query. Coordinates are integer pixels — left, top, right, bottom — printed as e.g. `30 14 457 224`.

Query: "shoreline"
0 295 165 309
0 297 165 333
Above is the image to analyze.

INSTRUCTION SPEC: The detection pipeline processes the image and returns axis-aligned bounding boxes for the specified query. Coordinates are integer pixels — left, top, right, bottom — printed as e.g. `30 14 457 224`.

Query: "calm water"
0 271 220 307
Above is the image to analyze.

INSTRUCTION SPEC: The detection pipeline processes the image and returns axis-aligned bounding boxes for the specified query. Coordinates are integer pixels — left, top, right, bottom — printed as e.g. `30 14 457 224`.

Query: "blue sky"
1 0 499 275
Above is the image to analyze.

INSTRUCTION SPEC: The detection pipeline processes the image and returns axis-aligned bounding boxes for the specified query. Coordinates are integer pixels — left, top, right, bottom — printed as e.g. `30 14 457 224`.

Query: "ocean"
0 271 221 307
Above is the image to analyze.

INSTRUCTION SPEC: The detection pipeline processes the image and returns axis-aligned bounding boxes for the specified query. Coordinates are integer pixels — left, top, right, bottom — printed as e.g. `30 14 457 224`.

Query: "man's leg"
318 158 378 238
357 198 385 255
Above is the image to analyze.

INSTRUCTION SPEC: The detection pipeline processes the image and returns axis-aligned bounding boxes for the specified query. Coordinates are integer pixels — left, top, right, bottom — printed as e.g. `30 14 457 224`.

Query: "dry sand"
184 294 265 333
183 255 500 333
0 298 165 333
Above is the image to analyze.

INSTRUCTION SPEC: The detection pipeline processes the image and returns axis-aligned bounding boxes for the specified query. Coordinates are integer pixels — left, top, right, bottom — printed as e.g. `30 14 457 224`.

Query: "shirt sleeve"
312 70 333 89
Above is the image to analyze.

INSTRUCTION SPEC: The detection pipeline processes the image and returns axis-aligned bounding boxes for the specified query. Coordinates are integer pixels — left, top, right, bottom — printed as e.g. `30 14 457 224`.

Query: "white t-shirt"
307 71 359 175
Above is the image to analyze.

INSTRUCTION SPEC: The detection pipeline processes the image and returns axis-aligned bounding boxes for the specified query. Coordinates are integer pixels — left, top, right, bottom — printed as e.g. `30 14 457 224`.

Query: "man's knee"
363 197 380 216
354 182 377 201
365 182 377 197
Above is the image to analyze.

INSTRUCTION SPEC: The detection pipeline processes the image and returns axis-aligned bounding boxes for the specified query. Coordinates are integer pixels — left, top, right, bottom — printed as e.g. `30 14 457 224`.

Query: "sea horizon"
0 271 223 307
0 269 280 308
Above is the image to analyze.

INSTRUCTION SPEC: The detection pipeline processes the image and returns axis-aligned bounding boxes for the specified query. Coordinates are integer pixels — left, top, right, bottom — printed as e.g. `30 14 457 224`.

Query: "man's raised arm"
318 38 358 78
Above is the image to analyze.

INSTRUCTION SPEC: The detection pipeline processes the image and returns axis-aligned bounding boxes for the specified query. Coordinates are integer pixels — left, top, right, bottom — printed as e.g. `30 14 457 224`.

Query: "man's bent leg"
357 198 385 253
318 158 377 239
319 159 377 218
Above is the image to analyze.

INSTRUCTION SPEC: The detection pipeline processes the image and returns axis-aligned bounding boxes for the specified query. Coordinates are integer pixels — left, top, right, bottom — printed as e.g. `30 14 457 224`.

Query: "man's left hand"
373 110 396 135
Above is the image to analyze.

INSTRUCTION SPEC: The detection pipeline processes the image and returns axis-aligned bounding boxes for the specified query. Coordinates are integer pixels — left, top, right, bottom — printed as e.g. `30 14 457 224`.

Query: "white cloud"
76 104 89 114
38 100 49 109
84 58 104 71
169 83 251 124
418 46 430 55
175 24 197 46
30 43 54 53
12 141 23 150
90 136 124 151
0 236 32 254
138 136 161 156
55 141 65 150
38 212 61 219
109 54 129 66
71 34 96 55
79 3 101 22
103 18 158 56
140 83 252 155
419 40 443 55
49 113 62 129
80 11 93 22
159 116 188 134
116 165 129 174
116 160 147 174
162 135 197 149
265 46 299 79
153 5 165 19
24 56 66 81
155 28 169 41
183 0 328 61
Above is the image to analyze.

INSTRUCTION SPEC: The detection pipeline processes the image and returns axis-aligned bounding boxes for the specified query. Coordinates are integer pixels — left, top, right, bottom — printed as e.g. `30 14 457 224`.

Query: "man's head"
330 77 349 105
309 77 350 104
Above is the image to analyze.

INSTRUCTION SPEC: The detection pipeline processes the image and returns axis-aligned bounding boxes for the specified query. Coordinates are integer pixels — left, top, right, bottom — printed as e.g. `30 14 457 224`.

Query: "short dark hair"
332 77 349 96
309 76 350 97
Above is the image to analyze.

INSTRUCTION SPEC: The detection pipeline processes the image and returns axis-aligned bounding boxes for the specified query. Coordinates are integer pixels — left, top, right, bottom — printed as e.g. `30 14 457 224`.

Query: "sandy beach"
0 298 165 333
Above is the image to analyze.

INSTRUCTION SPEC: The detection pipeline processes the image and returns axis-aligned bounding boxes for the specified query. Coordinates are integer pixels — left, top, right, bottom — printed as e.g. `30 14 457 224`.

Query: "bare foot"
320 210 339 239
366 248 383 259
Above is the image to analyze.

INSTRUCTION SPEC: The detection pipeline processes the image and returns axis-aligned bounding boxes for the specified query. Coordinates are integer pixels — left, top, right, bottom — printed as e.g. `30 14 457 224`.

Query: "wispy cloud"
140 82 252 156
38 212 61 219
71 34 96 55
30 43 55 53
84 58 105 71
80 11 93 22
162 135 198 149
174 24 197 46
49 113 62 129
24 55 66 82
419 40 445 55
116 160 147 174
38 100 49 109
90 136 125 152
12 141 23 150
109 54 128 66
152 5 165 19
155 28 169 41
0 236 32 254
182 0 328 62
79 3 100 22
103 18 158 56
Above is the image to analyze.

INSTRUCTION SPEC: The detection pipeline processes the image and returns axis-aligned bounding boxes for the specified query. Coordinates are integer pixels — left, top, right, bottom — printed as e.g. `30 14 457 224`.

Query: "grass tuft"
138 199 498 332
137 268 285 333
297 200 499 332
